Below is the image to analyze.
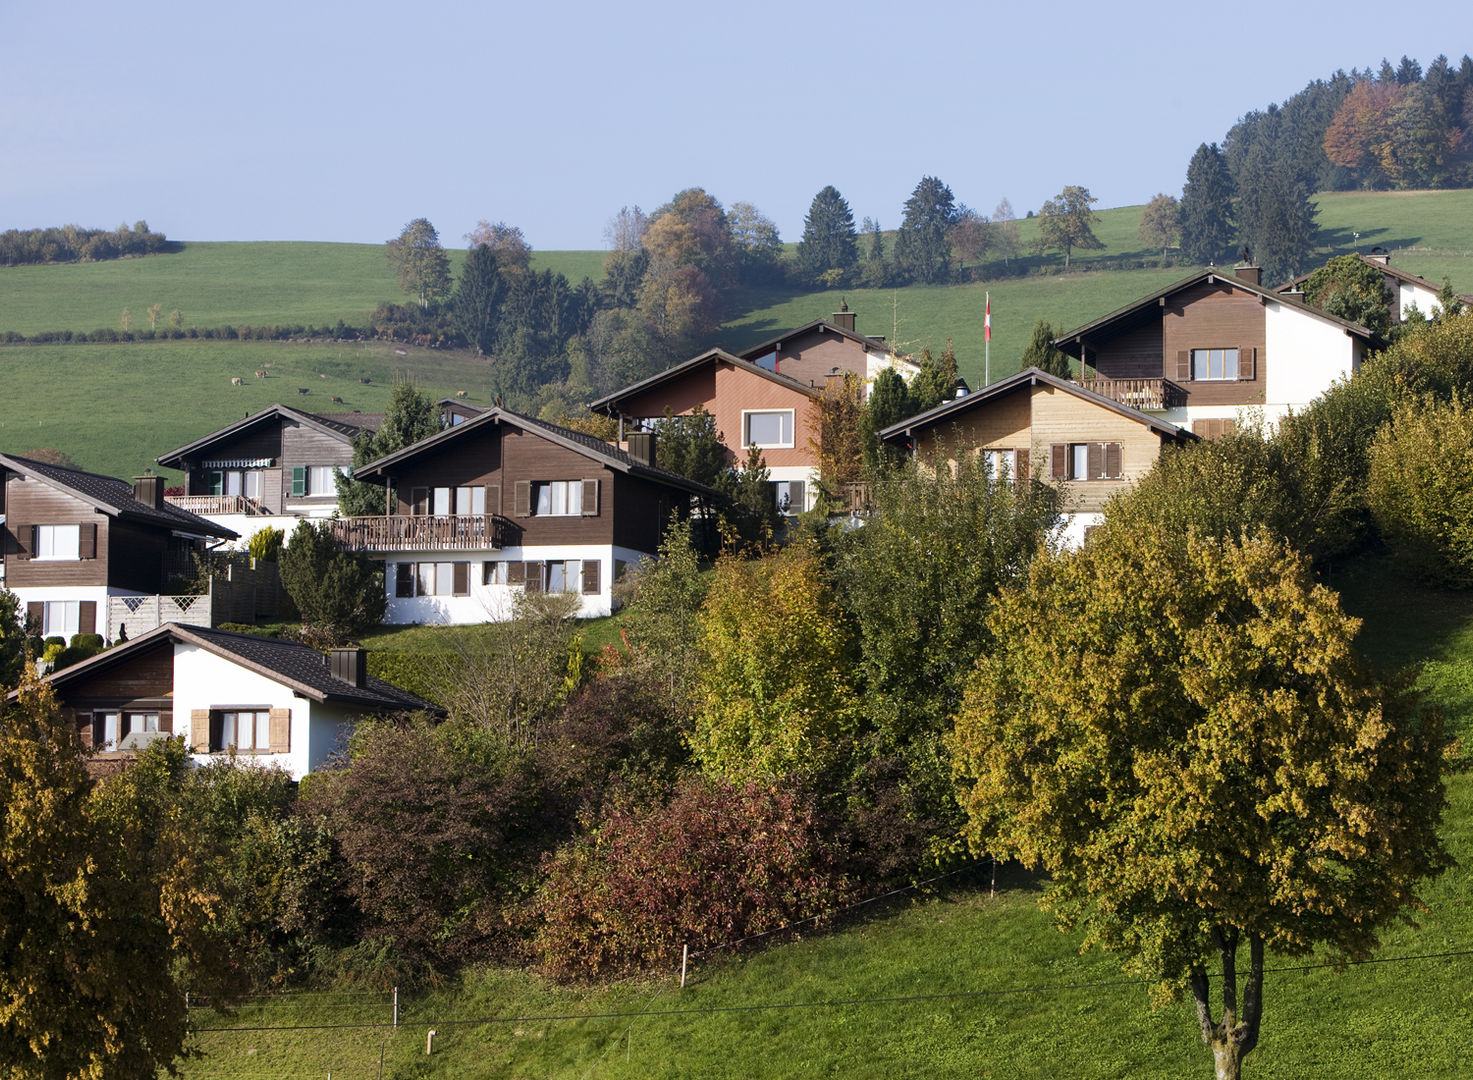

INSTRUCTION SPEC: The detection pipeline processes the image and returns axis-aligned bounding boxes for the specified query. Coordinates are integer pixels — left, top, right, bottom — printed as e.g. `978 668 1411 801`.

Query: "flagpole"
984 292 991 386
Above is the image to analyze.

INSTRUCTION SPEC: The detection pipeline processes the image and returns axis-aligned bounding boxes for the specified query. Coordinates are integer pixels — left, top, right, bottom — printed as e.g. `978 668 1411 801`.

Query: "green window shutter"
291 466 307 497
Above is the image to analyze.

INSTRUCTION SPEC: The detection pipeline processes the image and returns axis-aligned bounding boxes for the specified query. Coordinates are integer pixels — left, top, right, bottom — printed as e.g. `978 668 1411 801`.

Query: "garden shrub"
533 775 852 980
365 651 449 706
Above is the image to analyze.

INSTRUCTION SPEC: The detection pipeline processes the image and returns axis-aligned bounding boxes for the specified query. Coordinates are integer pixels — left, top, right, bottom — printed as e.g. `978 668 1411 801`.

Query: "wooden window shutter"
1104 442 1122 479
1175 349 1191 381
507 560 526 586
268 708 291 753
581 479 600 516
452 561 469 596
485 484 501 516
24 525 37 558
191 709 211 753
1087 443 1104 480
1014 448 1031 487
78 714 94 750
1238 346 1256 380
79 522 97 559
291 466 307 496
26 602 43 631
513 480 531 518
1050 444 1066 480
582 558 601 595
1221 418 1237 436
78 601 96 636
524 561 544 592
160 711 173 735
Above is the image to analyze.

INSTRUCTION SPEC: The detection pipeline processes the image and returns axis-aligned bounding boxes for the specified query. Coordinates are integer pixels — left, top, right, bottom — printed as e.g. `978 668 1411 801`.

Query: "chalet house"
1052 266 1382 437
880 367 1194 545
25 622 435 779
589 348 823 515
0 454 236 642
735 306 921 389
155 404 379 546
341 407 717 624
1279 250 1473 325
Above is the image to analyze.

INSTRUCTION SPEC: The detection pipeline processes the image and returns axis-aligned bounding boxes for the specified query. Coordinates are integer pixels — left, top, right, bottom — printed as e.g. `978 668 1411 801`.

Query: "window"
769 480 805 515
42 601 81 638
533 480 583 516
394 561 470 597
1191 348 1240 381
307 465 339 496
743 410 794 449
458 486 485 515
92 711 160 750
35 525 80 560
212 709 271 752
483 560 508 586
1051 443 1123 481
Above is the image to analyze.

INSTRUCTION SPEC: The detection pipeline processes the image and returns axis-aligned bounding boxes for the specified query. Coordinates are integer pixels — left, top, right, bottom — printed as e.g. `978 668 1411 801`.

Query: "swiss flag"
984 295 991 342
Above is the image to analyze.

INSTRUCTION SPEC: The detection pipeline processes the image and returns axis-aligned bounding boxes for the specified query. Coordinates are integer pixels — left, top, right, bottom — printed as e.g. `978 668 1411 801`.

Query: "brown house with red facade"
881 367 1193 545
0 454 236 642
1052 266 1381 437
340 407 717 623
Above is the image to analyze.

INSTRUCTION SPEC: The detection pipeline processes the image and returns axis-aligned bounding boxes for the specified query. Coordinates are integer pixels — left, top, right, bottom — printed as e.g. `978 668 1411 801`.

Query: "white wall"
1264 301 1358 411
1397 279 1441 321
174 642 319 779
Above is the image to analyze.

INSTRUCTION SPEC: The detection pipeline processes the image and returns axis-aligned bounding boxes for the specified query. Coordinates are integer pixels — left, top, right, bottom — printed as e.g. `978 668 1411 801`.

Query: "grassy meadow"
181 547 1473 1079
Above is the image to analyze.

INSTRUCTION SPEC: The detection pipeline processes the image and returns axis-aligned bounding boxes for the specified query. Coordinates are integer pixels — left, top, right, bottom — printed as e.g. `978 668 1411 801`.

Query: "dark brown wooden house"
0 454 236 641
342 407 716 623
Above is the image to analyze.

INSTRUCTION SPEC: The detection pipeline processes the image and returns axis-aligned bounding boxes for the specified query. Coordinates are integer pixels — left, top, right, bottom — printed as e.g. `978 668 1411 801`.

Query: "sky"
1 1 1463 251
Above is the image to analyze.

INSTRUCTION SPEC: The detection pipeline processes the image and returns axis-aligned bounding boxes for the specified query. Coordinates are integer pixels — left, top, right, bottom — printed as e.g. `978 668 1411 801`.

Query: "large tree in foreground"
950 526 1448 1080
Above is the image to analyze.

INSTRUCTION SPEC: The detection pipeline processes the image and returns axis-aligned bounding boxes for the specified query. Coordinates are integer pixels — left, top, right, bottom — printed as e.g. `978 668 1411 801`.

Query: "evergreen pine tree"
795 186 858 282
1180 143 1236 265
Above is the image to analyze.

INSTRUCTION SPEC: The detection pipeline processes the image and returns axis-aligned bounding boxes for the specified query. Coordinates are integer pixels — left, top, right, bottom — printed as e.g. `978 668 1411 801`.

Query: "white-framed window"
1191 348 1240 381
214 709 271 753
742 410 795 449
35 525 80 560
43 601 81 638
483 560 508 586
533 480 583 516
92 711 159 750
458 486 485 515
395 561 470 598
982 449 1015 479
307 465 339 496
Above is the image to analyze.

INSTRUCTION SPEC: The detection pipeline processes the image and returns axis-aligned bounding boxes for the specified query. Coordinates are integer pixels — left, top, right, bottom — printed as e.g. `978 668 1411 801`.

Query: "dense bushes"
278 521 386 648
1367 396 1473 584
0 221 170 266
533 776 851 980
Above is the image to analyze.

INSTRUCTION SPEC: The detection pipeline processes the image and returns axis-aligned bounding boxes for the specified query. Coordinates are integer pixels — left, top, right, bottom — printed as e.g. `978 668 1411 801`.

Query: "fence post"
392 986 398 1027
680 945 688 988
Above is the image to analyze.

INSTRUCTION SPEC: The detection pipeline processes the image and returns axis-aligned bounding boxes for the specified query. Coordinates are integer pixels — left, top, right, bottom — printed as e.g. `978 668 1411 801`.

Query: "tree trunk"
1191 930 1264 1080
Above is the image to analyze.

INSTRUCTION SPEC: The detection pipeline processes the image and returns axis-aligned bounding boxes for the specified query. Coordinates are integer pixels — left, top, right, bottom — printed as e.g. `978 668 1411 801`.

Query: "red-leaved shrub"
533 775 852 980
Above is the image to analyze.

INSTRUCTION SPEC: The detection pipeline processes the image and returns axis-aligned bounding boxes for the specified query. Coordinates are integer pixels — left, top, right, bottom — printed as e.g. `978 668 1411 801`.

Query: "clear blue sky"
1 1 1460 251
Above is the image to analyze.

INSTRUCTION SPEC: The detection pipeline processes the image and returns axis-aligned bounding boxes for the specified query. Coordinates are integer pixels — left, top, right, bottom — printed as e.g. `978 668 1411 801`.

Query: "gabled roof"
1279 253 1473 305
734 318 912 364
1051 268 1383 356
26 622 438 713
588 348 822 414
352 406 721 498
0 454 237 539
155 404 375 469
879 367 1193 443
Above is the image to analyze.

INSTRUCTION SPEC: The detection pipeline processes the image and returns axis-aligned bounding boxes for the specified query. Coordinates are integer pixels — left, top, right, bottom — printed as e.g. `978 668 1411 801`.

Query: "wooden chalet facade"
735 307 921 389
1052 266 1381 437
881 368 1193 545
1279 250 1473 325
25 623 435 779
156 404 378 545
343 408 717 623
0 454 236 641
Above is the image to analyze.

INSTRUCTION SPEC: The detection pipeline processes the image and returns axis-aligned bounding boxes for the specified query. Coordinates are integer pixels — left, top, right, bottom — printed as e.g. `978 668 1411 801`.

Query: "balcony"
330 514 508 553
166 494 272 517
1074 376 1186 411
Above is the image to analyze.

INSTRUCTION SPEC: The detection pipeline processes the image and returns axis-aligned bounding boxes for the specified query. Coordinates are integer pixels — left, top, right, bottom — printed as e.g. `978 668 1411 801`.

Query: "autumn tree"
796 185 858 282
464 219 532 275
386 218 452 308
1180 143 1236 265
949 206 990 271
808 370 866 489
727 201 783 284
950 526 1448 1080
1300 253 1392 336
895 176 959 284
1037 185 1104 268
0 589 28 688
1138 193 1180 255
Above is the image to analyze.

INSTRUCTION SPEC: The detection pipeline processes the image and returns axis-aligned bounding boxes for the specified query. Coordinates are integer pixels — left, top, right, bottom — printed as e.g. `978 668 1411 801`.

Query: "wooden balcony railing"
166 494 272 516
837 482 871 513
330 514 507 553
1074 376 1187 411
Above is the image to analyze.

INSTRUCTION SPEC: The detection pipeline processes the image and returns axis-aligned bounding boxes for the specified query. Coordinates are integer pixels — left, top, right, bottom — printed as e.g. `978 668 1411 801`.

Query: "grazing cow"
319 373 327 379
455 390 467 398
254 369 267 378
360 377 372 384
230 377 243 386
298 387 309 395
331 395 344 404
394 347 408 356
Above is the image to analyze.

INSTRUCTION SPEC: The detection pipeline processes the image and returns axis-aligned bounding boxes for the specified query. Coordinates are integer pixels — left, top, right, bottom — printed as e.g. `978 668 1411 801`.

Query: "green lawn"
179 552 1473 1080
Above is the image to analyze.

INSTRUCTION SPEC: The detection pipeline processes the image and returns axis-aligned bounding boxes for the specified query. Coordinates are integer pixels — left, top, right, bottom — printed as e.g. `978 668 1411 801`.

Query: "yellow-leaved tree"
949 526 1449 1080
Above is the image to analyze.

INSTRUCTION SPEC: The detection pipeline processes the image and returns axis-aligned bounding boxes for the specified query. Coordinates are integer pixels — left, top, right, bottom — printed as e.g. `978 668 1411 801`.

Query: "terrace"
165 494 272 517
329 514 508 553
1073 376 1186 411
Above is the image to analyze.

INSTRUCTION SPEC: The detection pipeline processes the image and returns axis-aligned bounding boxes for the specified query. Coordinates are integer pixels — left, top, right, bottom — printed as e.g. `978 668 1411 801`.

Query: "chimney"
831 298 857 334
1234 265 1261 286
328 647 367 688
626 430 657 467
133 471 164 509
1367 248 1391 266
